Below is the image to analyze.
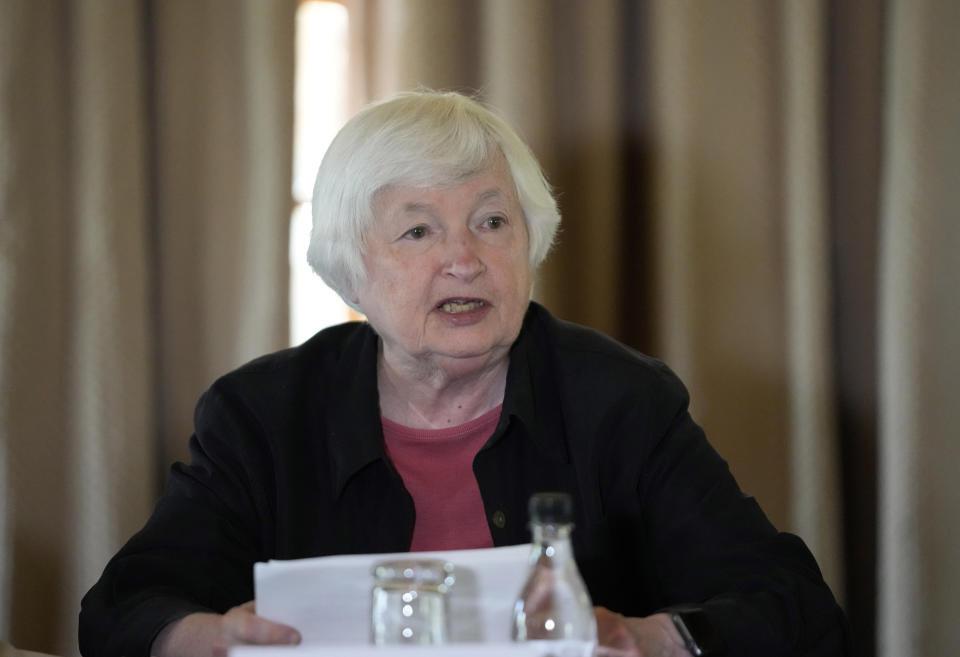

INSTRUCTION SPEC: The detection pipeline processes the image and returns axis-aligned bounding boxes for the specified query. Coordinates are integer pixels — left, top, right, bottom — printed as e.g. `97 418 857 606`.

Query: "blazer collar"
326 322 386 497
492 302 570 463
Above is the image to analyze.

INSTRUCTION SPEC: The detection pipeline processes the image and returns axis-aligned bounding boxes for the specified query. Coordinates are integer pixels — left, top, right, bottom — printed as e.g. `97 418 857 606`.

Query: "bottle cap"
528 491 573 524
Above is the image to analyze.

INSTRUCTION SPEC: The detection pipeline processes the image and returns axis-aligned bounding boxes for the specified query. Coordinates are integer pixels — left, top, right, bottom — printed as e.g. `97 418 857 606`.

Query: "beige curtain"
646 0 812 560
0 1 295 655
148 1 296 468
877 2 960 656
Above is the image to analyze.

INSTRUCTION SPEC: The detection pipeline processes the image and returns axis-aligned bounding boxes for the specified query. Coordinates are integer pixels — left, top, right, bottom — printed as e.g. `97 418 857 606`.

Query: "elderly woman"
80 91 847 657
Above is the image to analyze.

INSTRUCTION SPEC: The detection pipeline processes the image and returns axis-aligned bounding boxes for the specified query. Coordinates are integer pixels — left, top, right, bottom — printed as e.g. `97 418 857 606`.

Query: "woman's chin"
424 343 510 373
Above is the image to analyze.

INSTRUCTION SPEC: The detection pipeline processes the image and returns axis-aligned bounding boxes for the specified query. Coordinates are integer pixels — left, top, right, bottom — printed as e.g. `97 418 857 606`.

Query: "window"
289 1 352 345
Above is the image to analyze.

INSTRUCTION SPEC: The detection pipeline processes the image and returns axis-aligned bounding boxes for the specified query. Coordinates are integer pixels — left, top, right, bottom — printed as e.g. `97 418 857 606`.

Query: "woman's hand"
151 601 301 657
594 607 692 657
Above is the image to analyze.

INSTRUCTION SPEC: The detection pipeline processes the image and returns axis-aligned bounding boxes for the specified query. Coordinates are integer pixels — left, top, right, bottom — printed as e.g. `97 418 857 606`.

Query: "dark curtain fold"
828 4 885 655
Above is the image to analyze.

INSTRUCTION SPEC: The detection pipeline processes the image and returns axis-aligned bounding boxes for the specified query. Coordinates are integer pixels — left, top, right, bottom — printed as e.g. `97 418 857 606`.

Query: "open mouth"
437 299 486 314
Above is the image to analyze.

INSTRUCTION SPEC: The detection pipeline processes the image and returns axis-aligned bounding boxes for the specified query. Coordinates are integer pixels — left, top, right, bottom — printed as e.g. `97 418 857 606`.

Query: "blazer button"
492 510 507 529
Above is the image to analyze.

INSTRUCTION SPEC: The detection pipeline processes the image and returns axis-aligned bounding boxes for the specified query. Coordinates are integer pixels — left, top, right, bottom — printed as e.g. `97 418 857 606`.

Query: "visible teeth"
440 300 484 314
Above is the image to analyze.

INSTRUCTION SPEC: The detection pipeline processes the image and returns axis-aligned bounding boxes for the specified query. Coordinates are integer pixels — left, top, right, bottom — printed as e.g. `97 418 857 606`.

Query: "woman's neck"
376 347 509 429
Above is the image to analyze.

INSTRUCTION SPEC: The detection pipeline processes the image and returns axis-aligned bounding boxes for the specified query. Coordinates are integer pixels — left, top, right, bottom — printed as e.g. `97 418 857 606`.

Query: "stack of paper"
253 544 532 645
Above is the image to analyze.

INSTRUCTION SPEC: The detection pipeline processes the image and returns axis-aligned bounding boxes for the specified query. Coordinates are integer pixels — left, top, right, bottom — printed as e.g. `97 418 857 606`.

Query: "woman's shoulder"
206 320 377 404
524 303 689 404
526 304 672 374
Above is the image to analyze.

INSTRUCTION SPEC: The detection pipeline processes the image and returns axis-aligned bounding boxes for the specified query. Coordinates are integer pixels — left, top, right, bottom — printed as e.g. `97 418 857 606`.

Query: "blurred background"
1 1 957 656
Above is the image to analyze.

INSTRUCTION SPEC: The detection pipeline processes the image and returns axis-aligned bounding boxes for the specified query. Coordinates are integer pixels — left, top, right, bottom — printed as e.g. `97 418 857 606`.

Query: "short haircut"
307 90 561 308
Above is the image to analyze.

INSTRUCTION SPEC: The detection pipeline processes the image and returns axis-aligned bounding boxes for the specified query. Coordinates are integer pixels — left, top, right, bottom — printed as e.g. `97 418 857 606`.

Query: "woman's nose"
442 234 485 281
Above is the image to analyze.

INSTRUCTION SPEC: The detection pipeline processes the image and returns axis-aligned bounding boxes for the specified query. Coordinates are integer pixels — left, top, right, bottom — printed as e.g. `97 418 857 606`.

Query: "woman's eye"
403 225 429 240
484 215 506 229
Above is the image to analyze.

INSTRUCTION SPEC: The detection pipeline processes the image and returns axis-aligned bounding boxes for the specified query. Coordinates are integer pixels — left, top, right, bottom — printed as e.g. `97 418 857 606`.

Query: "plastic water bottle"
511 492 597 656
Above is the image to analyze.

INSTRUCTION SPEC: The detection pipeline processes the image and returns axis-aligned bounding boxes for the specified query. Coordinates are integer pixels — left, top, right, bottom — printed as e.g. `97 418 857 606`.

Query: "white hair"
307 90 561 308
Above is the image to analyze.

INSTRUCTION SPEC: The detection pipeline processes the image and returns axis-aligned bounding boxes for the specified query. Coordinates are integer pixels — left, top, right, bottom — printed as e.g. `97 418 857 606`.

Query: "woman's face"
356 156 532 375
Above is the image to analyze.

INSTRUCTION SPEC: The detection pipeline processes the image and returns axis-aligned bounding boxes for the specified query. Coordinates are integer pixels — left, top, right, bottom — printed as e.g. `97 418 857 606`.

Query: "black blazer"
79 302 847 657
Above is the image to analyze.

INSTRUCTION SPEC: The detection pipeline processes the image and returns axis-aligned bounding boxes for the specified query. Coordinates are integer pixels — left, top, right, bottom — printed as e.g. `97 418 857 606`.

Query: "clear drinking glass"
370 558 456 645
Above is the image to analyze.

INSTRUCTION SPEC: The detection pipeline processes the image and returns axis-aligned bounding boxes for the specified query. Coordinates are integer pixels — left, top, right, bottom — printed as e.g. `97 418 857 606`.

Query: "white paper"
253 544 532 645
230 644 557 657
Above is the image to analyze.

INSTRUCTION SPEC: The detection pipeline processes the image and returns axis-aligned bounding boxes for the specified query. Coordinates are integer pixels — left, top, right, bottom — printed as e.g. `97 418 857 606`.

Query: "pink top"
381 405 502 552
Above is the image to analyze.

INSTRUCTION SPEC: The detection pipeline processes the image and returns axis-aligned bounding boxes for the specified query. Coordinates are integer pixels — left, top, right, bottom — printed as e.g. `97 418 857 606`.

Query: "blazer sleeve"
636 373 849 656
79 382 275 657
